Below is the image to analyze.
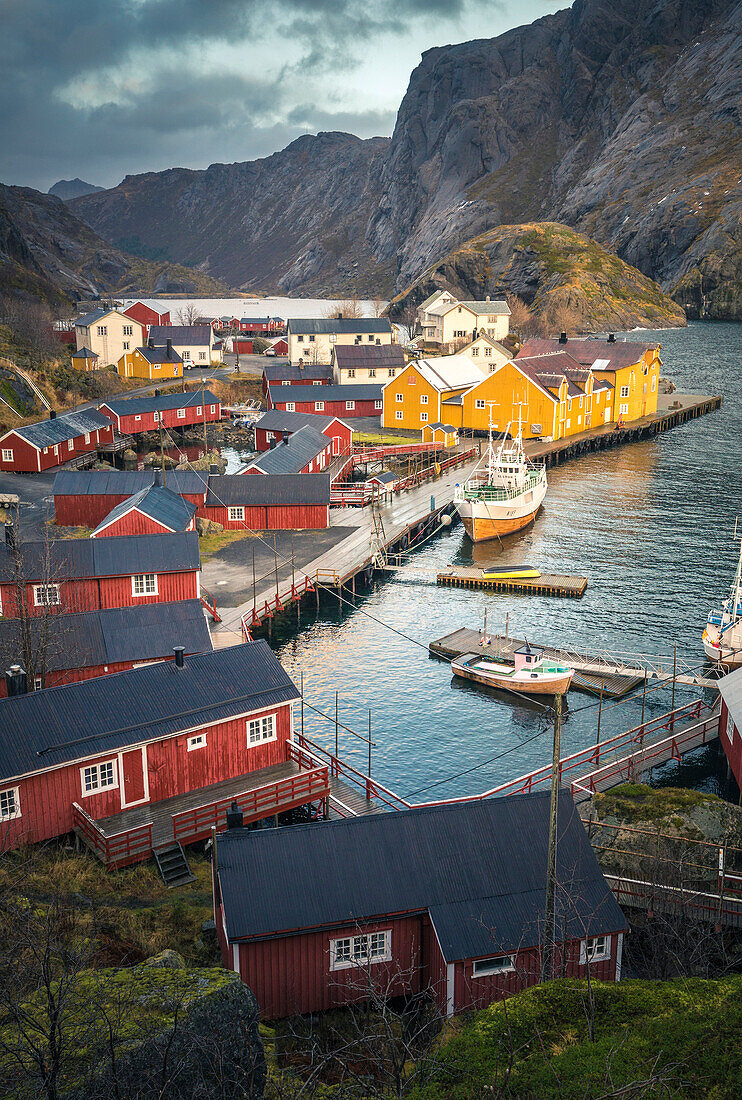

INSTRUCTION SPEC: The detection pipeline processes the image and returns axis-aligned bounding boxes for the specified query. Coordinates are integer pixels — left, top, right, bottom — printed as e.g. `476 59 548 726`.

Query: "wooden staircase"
153 842 195 888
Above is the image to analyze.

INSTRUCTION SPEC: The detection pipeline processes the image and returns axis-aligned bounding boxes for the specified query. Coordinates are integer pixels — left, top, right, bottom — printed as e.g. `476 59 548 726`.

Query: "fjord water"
273 323 742 802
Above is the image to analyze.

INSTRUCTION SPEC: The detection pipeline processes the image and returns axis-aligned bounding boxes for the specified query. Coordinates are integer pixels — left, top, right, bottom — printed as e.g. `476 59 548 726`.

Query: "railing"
171 766 329 842
352 442 443 462
244 574 315 627
73 802 153 867
288 736 413 813
200 586 222 622
456 469 546 503
394 446 476 493
331 484 374 507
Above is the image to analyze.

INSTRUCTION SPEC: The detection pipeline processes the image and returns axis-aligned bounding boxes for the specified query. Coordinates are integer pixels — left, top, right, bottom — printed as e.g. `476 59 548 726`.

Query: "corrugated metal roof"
93 485 196 534
459 299 511 315
270 384 383 402
75 309 110 327
411 355 485 393
0 599 212 672
206 473 330 506
287 319 392 335
217 792 626 958
245 426 329 475
0 641 299 782
54 469 207 497
333 345 405 368
136 347 183 364
263 364 332 384
101 390 219 416
718 668 742 728
0 531 200 583
71 347 98 359
148 325 212 345
255 410 335 433
518 338 659 370
13 409 112 450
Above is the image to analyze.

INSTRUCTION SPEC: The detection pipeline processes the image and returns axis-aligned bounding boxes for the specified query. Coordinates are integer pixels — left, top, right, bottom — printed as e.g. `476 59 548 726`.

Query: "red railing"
171 766 329 843
394 446 476 492
352 442 443 462
73 802 153 867
244 574 315 627
288 736 413 813
200 586 222 622
330 483 374 507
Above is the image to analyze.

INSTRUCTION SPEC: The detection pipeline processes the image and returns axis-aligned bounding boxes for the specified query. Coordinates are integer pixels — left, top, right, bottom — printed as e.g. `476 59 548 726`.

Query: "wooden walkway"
436 567 587 598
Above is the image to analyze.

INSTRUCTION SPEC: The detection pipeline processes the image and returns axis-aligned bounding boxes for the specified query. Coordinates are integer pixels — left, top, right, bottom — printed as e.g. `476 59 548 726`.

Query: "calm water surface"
266 324 741 802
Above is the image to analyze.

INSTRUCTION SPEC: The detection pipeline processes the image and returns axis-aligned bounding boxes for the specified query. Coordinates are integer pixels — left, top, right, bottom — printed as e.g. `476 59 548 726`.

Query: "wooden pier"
436 567 587 598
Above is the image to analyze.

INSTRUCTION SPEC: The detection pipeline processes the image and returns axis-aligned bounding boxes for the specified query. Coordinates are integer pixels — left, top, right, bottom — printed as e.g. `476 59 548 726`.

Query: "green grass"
198 528 256 559
593 782 720 826
354 430 418 445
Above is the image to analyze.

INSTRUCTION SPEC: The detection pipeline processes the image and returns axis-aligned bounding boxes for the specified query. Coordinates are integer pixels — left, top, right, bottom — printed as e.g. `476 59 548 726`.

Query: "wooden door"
120 747 147 808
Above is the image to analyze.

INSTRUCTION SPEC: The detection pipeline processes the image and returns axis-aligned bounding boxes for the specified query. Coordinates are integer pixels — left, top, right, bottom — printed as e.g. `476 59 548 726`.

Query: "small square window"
315 401 325 411
580 935 610 964
177 408 186 419
1 449 13 462
348 369 356 378
196 407 202 416
82 760 116 796
374 400 382 410
187 734 206 751
248 714 276 745
33 584 60 607
395 393 403 403
132 573 157 596
420 412 428 423
395 410 403 420
475 399 485 410
286 402 295 412
388 369 395 377
228 506 245 521
0 787 20 821
346 401 355 410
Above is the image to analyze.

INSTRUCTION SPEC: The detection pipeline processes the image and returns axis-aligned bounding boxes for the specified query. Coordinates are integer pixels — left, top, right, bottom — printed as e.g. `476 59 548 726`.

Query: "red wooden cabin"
98 390 221 436
0 599 212 695
254 410 352 456
242 426 332 476
0 529 201 616
718 670 742 788
123 302 171 341
53 469 208 528
91 480 197 537
0 644 329 873
267 383 383 419
266 337 289 356
262 362 331 394
202 474 330 530
238 317 270 333
214 792 627 1020
0 410 114 473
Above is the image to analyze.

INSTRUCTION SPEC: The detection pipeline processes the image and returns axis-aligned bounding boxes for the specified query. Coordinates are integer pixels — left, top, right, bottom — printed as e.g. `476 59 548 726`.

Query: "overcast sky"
0 0 567 193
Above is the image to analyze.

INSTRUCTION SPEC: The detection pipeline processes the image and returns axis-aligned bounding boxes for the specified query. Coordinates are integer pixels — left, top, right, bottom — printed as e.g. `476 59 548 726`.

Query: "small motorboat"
482 566 541 580
451 644 574 696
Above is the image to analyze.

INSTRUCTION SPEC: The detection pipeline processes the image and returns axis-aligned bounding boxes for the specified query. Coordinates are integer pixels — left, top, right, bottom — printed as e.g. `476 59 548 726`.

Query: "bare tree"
371 298 387 318
321 298 365 320
391 298 418 345
176 302 200 326
0 296 61 361
507 294 533 342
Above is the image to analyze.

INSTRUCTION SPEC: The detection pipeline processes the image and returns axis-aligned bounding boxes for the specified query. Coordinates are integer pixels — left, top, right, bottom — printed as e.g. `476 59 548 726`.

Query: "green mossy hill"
592 782 742 842
391 222 686 333
412 977 742 1100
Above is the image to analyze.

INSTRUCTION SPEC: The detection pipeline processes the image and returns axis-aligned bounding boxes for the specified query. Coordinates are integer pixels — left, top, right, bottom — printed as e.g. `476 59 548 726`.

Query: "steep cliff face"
368 0 741 318
72 132 392 296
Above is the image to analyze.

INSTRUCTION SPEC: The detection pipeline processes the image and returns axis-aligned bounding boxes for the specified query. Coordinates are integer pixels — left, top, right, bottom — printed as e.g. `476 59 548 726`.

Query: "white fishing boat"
454 408 547 542
451 644 574 696
703 524 742 668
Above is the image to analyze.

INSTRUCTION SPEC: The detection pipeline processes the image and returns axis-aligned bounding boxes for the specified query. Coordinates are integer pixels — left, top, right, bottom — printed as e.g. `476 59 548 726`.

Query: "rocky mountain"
48 178 104 201
71 132 391 296
0 184 227 308
61 0 742 319
391 222 686 331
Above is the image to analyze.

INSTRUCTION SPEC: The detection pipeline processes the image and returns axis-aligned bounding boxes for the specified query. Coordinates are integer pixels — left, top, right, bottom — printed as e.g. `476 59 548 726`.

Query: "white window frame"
315 401 325 411
395 393 403 403
134 415 141 422
177 408 186 419
420 412 428 423
348 368 356 378
210 405 217 414
123 325 133 336
1 448 13 462
580 935 611 964
346 401 355 410
81 759 117 797
475 399 486 410
187 734 207 751
122 342 130 351
131 573 158 597
0 786 21 821
247 714 276 746
374 400 382 410
420 394 428 405
33 583 60 607
228 506 245 521
330 930 391 970
68 439 74 451
369 368 376 378
395 410 403 421
472 954 515 977
620 385 630 398
388 369 395 378
196 406 202 416
619 403 629 416
286 402 295 412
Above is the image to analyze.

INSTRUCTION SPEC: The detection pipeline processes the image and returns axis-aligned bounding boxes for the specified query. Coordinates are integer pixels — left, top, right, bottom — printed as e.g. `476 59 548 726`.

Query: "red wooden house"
254 410 352 456
91 480 197 537
717 669 742 789
237 317 270 333
202 474 330 530
0 530 201 616
265 337 289 356
0 410 114 473
214 792 627 1020
53 469 208 528
98 391 221 436
0 599 212 695
123 302 171 341
0 644 329 875
242 425 332 477
267 383 383 419
262 362 331 394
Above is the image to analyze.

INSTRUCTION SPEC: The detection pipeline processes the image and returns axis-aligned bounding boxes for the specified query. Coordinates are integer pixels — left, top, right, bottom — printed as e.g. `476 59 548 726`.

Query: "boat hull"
456 483 547 543
702 627 742 668
451 656 573 695
459 505 542 542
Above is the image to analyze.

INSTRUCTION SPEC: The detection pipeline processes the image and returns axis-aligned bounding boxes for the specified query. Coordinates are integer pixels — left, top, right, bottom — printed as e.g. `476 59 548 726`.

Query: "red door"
120 748 147 807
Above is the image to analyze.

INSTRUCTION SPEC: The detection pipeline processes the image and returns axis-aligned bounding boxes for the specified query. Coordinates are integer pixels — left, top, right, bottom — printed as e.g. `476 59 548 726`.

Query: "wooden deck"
436 567 587 598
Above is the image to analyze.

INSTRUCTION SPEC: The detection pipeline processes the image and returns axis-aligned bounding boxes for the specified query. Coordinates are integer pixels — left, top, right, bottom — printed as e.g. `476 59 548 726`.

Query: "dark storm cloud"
0 0 482 190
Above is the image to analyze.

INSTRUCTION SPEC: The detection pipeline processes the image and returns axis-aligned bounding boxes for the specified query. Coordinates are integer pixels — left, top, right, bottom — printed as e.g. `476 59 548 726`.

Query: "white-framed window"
375 400 382 410
472 954 515 976
388 369 395 378
484 347 492 357
123 342 129 351
68 439 74 451
210 404 217 413
123 325 133 336
471 347 479 356
81 759 117 797
369 368 376 378
620 385 629 398
33 584 60 607
177 408 186 419
33 676 42 690
315 401 325 411
420 412 428 423
347 368 356 378
331 930 391 970
1 449 13 462
619 403 629 416
580 935 610 964
395 393 403 403
187 734 206 751
199 352 206 360
0 786 20 821
286 402 295 412
228 506 245 521
153 412 162 422
196 406 202 416
132 573 157 597
726 711 734 740
248 714 276 746
420 394 428 405
53 445 59 456
475 399 486 410
97 325 107 336
395 410 403 421
346 401 355 410
134 415 141 422
84 433 90 445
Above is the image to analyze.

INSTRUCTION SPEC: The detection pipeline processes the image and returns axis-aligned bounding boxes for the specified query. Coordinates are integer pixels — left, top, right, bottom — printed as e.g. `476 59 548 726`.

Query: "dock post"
641 670 647 728
273 534 279 607
300 670 304 740
252 546 256 623
596 681 604 761
543 693 563 981
671 644 677 727
368 709 372 795
335 691 339 761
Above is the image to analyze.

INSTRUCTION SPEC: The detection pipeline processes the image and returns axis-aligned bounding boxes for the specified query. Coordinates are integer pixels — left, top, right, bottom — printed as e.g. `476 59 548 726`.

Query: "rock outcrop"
49 179 104 201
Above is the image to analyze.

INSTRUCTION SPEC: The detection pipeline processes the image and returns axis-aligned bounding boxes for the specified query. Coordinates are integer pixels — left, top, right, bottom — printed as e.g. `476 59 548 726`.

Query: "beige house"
287 318 393 366
460 333 512 372
416 290 457 338
148 325 222 367
74 309 144 369
332 343 405 384
418 295 511 350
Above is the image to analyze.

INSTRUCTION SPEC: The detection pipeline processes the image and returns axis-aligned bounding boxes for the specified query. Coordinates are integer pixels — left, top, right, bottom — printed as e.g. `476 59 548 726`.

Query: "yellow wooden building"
381 354 486 432
117 345 183 381
70 347 100 373
422 422 459 447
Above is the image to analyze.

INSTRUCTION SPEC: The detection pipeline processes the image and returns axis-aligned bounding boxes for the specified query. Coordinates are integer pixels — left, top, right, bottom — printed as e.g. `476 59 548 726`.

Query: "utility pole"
543 692 563 981
158 418 166 486
202 376 208 457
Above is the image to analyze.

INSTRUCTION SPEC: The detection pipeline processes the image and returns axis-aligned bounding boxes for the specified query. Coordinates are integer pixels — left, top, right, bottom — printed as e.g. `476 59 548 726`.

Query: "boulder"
196 517 224 536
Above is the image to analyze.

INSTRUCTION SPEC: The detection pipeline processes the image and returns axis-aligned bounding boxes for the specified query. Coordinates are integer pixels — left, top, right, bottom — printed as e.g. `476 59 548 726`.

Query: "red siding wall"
254 420 352 453
0 569 199 616
100 403 221 437
269 398 380 419
0 423 114 473
202 505 328 531
1 702 293 850
0 659 144 697
720 699 741 788
55 491 206 529
92 510 174 538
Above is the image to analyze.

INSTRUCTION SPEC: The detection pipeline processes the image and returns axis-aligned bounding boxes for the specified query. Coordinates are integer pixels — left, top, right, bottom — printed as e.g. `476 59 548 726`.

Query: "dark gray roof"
136 347 183 365
93 485 196 535
75 309 109 327
263 364 332 384
333 344 404 368
54 469 207 497
240 316 270 324
245 425 329 475
428 422 456 431
206 473 330 507
71 347 98 359
255 409 336 434
0 642 299 782
0 531 200 583
0 599 212 674
287 319 392 335
148 325 212 345
718 668 742 728
270 384 383 402
100 390 219 416
10 409 112 450
369 471 397 485
217 792 626 959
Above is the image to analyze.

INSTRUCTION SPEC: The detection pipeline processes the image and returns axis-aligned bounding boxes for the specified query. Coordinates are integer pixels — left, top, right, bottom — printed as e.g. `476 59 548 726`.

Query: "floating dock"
436 567 587 598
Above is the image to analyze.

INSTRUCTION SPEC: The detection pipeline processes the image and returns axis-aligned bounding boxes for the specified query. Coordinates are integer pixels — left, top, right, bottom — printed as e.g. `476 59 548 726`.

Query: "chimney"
153 467 163 487
209 463 219 474
5 524 15 550
6 665 28 697
485 295 491 301
148 337 155 348
173 646 185 668
49 409 56 420
226 801 244 830
607 332 616 343
269 437 277 449
558 331 567 344
282 431 290 445
337 312 343 320
166 338 173 359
